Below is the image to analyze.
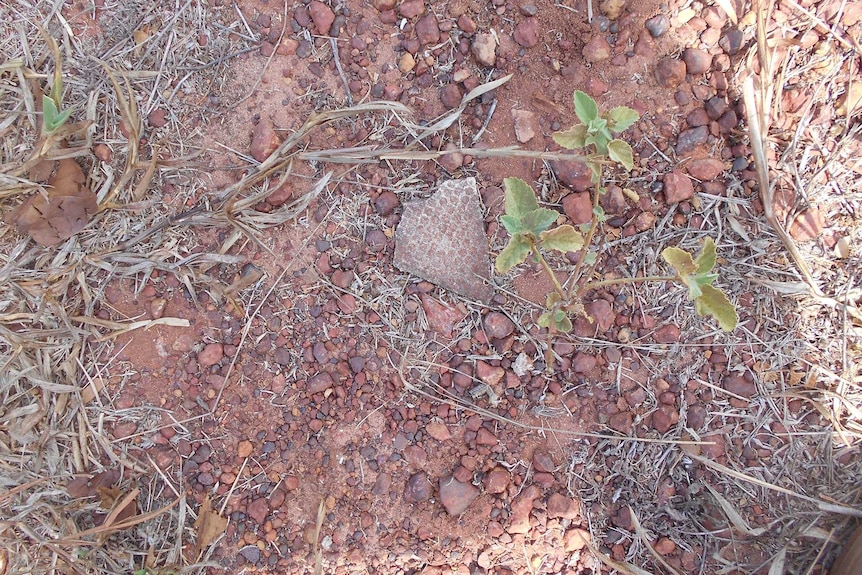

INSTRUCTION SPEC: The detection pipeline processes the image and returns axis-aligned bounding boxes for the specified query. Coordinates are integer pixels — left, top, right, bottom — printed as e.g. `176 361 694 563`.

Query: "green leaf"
662 246 697 277
593 205 606 222
501 214 524 235
552 124 588 149
495 234 531 273
521 208 559 235
695 284 738 331
503 177 539 218
42 95 71 133
587 160 602 185
606 106 639 133
537 311 552 328
573 90 599 123
694 273 718 286
607 139 634 171
553 314 573 333
583 251 597 266
586 133 609 155
539 225 585 253
694 237 717 274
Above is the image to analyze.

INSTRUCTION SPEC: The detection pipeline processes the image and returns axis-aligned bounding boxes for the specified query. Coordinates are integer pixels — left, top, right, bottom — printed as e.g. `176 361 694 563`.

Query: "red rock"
265 182 296 206
572 352 597 374
308 1 335 34
564 528 590 552
655 537 676 556
676 126 709 154
586 299 615 332
533 452 555 473
483 311 515 339
458 14 477 34
723 374 756 398
198 343 224 367
250 117 279 163
687 158 725 180
148 108 167 127
507 487 539 534
483 468 510 494
682 47 712 74
247 497 269 524
374 0 396 9
552 160 593 192
663 171 694 203
259 41 274 57
237 440 254 458
471 33 497 67
608 411 633 434
440 83 463 109
547 493 579 520
583 34 612 63
790 208 825 241
438 149 463 174
476 427 498 445
111 421 138 439
415 14 440 45
612 506 632 529
652 405 679 433
701 433 726 459
653 323 681 344
398 0 425 18
634 211 656 232
425 421 451 441
404 472 433 503
475 361 505 387
421 294 466 338
562 192 592 225
403 445 428 467
654 57 687 88
511 109 537 143
514 18 539 47
374 190 400 215
439 476 479 515
278 37 299 55
307 372 334 394
600 185 628 215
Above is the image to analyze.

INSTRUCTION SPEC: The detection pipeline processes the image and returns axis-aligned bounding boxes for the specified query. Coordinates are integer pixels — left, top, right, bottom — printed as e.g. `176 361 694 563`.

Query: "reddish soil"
65 0 857 573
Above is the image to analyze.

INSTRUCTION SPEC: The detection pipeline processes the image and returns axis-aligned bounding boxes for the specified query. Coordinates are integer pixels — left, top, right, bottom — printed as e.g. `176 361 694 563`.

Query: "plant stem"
532 244 565 296
583 275 677 292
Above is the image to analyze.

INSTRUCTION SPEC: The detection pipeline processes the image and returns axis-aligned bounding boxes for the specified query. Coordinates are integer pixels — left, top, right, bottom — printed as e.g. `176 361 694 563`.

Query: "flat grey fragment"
394 177 493 303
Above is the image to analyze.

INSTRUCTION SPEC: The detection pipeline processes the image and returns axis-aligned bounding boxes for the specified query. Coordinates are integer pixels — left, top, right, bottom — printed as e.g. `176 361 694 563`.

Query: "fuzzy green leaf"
503 177 539 218
593 205 606 222
607 139 634 171
500 214 524 235
662 246 697 277
586 134 609 155
553 314 573 333
495 234 531 274
695 284 738 331
694 273 718 286
583 251 597 266
587 160 602 184
521 208 559 235
694 237 717 274
537 311 552 328
552 125 588 149
606 106 639 133
539 225 585 253
573 90 599 124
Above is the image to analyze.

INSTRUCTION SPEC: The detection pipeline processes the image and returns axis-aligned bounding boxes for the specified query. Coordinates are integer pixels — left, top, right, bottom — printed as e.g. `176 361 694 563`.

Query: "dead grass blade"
628 506 681 575
704 483 767 537
689 453 862 518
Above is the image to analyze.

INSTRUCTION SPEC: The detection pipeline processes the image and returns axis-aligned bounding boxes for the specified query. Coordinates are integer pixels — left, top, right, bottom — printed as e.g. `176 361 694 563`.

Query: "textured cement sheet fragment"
394 177 494 303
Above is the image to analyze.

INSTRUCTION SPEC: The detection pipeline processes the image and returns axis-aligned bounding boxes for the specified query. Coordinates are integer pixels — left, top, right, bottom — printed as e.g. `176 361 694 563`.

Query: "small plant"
42 60 72 136
496 91 737 371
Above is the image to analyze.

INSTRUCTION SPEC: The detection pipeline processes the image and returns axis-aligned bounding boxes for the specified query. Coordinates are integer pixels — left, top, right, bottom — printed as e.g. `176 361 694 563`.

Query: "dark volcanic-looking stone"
394 178 493 302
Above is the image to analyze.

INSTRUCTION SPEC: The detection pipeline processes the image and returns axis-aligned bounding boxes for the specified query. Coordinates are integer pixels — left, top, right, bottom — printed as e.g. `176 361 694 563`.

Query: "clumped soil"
3 0 862 574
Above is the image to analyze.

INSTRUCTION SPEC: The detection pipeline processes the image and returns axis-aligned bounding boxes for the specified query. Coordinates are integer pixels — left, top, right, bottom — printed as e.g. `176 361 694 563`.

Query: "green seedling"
496 91 738 371
42 65 72 135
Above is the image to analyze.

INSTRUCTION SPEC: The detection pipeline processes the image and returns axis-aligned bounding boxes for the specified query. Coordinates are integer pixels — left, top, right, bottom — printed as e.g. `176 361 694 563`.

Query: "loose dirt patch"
2 1 861 574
